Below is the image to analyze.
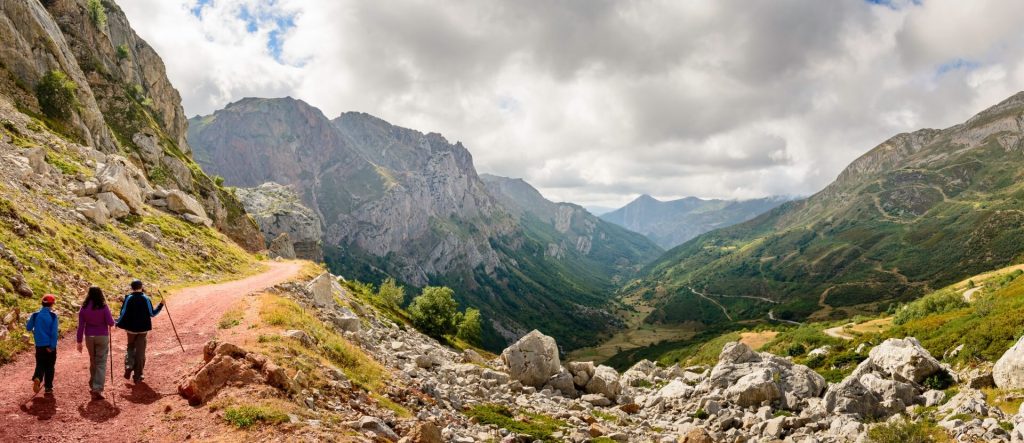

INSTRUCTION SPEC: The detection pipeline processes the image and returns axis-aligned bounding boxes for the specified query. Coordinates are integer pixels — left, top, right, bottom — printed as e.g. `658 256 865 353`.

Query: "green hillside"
632 92 1024 333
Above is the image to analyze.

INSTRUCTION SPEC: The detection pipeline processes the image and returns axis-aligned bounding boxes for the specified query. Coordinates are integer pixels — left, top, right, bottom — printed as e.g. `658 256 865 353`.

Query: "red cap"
41 294 56 305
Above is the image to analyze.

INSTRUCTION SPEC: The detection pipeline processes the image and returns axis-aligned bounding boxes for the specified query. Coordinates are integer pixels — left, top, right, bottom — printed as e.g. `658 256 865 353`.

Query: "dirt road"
0 261 303 442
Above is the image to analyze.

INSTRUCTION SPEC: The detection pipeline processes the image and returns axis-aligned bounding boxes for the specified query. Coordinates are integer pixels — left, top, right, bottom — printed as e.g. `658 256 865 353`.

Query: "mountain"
633 91 1024 331
480 173 663 282
188 99 661 350
601 194 791 249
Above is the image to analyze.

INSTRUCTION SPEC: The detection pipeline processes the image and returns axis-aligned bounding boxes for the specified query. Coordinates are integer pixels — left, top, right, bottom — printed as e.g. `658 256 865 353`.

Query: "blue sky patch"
936 58 980 77
191 0 212 18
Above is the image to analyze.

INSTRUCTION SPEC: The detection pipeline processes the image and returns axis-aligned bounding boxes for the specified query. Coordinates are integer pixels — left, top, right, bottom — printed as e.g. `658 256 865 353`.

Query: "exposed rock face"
867 337 942 384
0 0 262 250
500 330 561 388
235 182 322 261
994 335 1024 389
188 98 641 350
268 233 297 260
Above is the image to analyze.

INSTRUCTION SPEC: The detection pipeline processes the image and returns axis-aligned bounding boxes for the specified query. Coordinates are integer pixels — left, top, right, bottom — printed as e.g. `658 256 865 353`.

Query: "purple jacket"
77 303 114 342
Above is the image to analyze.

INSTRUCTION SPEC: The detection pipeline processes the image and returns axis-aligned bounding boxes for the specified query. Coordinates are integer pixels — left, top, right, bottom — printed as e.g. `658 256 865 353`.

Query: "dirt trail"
0 261 303 443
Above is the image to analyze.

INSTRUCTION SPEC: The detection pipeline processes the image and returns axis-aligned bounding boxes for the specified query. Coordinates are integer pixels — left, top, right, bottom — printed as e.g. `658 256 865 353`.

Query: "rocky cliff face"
638 91 1024 330
236 182 323 262
189 98 646 350
0 0 262 250
600 194 791 249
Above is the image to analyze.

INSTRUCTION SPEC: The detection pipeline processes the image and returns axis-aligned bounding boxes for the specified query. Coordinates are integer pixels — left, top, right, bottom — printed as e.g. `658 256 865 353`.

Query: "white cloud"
121 0 1024 208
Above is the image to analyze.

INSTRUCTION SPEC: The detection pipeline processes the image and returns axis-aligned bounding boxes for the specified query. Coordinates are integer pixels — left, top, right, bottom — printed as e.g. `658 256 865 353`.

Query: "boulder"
725 368 781 407
568 361 595 388
166 190 208 218
179 344 261 405
307 273 338 308
545 368 578 398
995 335 1024 389
406 422 443 443
77 199 109 225
330 308 361 332
620 359 657 387
97 156 146 214
697 342 825 409
500 330 561 388
939 389 989 418
132 132 163 164
268 232 296 259
867 337 942 384
356 416 399 442
582 393 612 407
96 192 130 219
824 359 923 419
461 349 487 365
585 365 622 400
182 213 213 227
679 428 714 443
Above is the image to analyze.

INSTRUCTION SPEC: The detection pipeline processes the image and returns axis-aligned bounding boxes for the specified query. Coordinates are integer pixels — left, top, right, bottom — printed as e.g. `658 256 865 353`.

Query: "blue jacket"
26 307 59 349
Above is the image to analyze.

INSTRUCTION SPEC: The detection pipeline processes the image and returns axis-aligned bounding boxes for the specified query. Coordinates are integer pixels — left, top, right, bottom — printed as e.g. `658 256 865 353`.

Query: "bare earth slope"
0 261 302 443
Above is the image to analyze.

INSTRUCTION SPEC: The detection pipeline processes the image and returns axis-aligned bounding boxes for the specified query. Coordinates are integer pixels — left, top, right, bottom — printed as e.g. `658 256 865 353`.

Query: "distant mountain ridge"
188 98 662 350
601 194 791 249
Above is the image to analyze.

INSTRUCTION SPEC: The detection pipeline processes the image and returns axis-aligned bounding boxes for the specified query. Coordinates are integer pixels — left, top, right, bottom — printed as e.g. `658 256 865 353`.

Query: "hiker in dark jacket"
115 280 162 383
77 287 115 400
26 294 59 395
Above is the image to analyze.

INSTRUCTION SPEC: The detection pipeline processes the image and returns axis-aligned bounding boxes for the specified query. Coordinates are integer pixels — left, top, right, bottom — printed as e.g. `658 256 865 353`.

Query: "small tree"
408 286 460 338
376 278 405 309
456 308 482 345
35 70 78 120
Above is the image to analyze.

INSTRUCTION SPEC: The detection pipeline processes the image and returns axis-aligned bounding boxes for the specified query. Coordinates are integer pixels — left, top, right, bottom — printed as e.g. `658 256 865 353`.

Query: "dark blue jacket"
116 292 163 333
26 307 59 349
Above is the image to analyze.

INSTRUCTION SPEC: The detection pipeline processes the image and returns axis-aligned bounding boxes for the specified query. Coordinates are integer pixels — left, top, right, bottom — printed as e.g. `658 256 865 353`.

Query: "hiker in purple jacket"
77 287 114 400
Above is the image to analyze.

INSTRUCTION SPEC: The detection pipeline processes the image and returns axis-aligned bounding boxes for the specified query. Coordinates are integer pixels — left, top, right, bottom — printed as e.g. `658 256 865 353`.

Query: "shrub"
894 288 967 325
408 286 460 338
223 404 288 429
692 408 709 420
456 307 482 345
376 278 405 309
866 419 944 443
786 343 806 357
116 44 130 60
35 70 78 120
464 404 566 442
922 370 955 391
87 0 106 28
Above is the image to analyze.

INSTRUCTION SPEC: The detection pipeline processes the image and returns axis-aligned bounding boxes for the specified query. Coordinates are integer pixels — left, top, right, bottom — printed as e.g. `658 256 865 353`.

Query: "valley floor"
0 261 304 442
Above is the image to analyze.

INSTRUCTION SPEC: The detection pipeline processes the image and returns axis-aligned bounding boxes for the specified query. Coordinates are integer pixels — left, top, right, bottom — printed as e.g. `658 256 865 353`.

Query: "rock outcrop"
995 335 1024 389
236 182 322 261
178 341 291 405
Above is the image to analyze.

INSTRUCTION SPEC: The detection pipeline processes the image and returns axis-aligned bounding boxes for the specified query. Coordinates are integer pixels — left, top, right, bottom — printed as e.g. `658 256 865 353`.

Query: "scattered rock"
307 273 338 308
584 365 621 400
96 192 130 219
166 190 208 219
995 335 1024 389
356 416 399 442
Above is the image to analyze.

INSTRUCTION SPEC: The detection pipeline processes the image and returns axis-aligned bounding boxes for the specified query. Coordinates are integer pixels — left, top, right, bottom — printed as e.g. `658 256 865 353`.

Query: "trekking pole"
108 326 116 406
159 291 186 353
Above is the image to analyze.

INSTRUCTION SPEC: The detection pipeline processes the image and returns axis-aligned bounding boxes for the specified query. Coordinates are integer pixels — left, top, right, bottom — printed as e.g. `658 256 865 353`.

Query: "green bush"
87 0 106 28
35 70 78 120
223 404 288 429
376 278 405 309
786 343 806 357
866 419 944 443
464 404 566 442
116 44 130 60
692 408 709 420
456 307 482 345
894 288 967 325
408 286 460 338
922 370 955 391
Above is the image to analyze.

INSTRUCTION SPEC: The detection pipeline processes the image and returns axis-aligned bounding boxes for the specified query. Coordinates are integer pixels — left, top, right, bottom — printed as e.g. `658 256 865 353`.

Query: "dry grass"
739 331 778 350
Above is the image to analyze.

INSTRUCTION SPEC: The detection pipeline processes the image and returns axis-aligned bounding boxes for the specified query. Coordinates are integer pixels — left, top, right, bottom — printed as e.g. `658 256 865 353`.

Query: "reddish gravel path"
0 261 304 442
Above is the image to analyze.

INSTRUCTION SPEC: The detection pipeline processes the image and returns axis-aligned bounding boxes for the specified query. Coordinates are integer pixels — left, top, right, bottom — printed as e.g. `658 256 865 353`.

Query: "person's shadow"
19 394 57 421
121 382 163 405
77 399 121 423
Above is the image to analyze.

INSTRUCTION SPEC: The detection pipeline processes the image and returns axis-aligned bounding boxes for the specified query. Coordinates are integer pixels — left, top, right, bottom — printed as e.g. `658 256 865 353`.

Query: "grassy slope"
634 98 1024 334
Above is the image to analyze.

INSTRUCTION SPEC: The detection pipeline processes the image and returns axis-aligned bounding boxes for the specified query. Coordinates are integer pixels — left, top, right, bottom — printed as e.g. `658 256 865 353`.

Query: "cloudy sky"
120 0 1024 209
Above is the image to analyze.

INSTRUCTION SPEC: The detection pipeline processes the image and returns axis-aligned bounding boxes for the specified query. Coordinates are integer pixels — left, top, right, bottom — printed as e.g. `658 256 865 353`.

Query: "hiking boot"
32 378 41 394
124 367 132 380
44 389 53 395
133 375 145 383
90 391 104 401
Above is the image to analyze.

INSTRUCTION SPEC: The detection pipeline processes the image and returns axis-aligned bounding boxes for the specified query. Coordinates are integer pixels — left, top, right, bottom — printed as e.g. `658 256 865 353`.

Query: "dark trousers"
124 332 148 380
32 346 56 390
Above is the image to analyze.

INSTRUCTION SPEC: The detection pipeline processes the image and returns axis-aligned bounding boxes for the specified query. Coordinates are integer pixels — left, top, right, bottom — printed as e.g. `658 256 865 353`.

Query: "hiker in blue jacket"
116 280 163 383
26 294 59 395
